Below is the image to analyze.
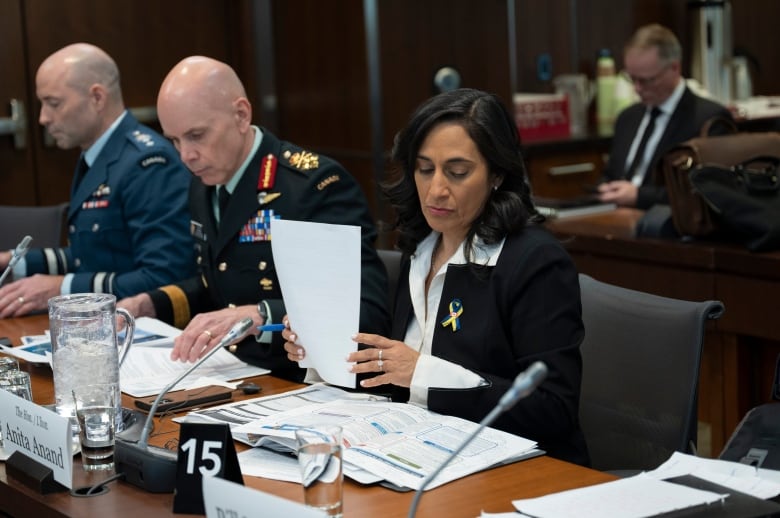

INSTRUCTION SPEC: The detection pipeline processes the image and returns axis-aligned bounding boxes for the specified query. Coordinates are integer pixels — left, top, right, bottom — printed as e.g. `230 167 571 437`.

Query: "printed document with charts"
225 389 539 491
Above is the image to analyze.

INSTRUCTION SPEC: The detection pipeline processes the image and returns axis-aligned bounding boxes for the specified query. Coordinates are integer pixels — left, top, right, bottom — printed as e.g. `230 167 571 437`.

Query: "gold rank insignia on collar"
283 149 319 170
257 191 282 205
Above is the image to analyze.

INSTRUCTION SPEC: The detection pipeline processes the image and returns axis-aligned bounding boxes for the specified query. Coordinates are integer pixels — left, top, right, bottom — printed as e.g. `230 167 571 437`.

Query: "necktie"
625 106 662 180
217 186 231 218
74 155 89 187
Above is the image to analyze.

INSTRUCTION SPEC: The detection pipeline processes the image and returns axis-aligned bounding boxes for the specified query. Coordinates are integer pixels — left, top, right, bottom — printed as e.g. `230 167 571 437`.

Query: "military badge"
190 220 206 241
258 154 278 190
286 150 319 171
93 184 111 197
259 278 274 291
81 200 109 210
141 155 168 167
257 191 282 205
316 175 340 191
132 130 155 147
239 209 279 242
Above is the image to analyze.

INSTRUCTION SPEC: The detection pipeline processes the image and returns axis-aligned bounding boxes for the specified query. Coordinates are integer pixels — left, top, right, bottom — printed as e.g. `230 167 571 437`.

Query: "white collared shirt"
626 79 686 186
15 112 128 290
213 126 263 223
404 232 503 407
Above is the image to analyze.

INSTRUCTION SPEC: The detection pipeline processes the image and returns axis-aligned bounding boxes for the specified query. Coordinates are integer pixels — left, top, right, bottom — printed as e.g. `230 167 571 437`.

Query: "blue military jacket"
25 112 195 297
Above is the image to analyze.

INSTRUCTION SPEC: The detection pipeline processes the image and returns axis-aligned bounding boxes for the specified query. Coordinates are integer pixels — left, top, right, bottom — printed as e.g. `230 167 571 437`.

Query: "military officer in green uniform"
119 56 389 382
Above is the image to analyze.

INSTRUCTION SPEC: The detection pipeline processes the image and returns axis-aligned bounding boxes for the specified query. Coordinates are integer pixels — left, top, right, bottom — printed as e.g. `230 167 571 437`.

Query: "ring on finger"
378 349 383 361
202 330 213 340
17 296 24 305
377 359 384 371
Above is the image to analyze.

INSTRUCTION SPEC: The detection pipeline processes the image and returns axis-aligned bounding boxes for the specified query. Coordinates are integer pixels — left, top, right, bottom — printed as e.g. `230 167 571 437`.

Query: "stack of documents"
0 317 270 397
183 384 540 491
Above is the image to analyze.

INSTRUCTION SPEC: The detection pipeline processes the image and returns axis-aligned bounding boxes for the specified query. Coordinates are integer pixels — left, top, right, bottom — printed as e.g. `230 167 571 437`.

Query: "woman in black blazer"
286 88 589 466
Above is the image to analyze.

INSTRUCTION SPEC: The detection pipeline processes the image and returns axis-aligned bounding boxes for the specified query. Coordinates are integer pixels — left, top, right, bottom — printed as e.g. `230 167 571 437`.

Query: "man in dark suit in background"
119 56 389 382
0 43 194 317
598 24 733 209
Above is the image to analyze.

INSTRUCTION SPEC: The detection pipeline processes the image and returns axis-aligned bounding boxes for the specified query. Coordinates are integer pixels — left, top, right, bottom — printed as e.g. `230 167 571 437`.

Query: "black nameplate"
172 422 243 514
6 450 68 494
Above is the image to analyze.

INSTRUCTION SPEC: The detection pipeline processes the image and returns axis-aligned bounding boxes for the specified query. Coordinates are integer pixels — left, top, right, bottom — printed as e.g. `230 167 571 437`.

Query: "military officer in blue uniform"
0 43 194 317
119 56 389 382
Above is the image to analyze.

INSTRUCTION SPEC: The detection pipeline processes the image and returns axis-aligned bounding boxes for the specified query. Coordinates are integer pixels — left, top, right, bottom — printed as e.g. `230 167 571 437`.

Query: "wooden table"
548 209 780 457
0 315 615 517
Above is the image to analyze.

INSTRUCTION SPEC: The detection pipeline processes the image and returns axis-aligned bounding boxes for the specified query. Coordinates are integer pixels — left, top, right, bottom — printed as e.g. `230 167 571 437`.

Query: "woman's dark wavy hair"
384 88 542 260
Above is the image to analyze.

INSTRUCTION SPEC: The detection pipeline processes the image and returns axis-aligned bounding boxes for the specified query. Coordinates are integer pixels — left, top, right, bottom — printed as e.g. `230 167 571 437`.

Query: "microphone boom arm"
136 317 254 447
407 361 548 518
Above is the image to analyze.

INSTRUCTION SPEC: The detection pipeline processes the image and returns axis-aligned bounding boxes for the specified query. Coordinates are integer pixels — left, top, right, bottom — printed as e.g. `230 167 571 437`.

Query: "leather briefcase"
662 131 780 243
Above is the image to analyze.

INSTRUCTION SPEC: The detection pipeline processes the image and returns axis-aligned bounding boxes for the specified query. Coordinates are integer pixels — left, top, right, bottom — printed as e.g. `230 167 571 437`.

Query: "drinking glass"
0 370 32 400
0 356 19 375
295 424 344 517
72 383 118 471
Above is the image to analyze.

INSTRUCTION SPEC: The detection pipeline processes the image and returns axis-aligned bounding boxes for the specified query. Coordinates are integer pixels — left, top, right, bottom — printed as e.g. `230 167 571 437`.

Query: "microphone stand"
0 235 32 285
115 317 254 493
407 361 548 518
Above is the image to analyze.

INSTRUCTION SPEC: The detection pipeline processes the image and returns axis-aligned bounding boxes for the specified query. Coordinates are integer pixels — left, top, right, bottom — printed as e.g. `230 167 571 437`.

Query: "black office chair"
377 249 402 313
578 274 724 472
0 203 69 250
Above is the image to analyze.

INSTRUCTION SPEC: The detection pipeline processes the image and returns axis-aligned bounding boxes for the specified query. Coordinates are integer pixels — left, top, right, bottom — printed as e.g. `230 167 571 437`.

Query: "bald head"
39 43 123 103
157 57 254 186
159 56 247 114
36 43 125 150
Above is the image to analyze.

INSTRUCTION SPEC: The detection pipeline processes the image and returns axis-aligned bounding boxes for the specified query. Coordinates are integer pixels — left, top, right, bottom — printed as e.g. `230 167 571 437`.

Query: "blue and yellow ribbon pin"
440 298 463 332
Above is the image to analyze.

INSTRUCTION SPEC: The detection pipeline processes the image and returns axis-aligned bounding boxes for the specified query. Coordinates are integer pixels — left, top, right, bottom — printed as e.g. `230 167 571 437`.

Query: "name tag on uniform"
191 220 206 241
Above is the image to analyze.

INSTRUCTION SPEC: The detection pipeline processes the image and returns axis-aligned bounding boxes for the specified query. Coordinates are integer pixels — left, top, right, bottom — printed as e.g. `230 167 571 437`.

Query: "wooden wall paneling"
21 0 246 205
0 1 39 205
272 0 370 152
378 0 512 149
574 0 686 77
513 0 574 92
270 0 377 223
731 0 780 96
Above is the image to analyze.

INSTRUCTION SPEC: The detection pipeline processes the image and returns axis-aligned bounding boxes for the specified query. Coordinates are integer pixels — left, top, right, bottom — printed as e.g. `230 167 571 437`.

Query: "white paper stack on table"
181 383 540 491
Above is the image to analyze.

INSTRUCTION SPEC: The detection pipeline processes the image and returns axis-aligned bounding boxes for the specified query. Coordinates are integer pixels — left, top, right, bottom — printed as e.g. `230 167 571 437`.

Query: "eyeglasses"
621 65 670 88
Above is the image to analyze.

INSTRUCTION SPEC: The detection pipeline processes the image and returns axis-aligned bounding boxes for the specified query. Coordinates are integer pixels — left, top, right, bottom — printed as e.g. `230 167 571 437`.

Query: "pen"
257 324 286 332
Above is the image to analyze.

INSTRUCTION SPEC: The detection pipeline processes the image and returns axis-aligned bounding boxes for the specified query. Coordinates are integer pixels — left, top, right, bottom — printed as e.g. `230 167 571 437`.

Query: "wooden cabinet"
523 135 611 198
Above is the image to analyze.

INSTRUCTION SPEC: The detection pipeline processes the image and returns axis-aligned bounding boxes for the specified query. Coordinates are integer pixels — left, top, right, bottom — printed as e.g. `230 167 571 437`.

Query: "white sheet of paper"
512 473 727 518
203 475 327 518
0 316 181 365
119 345 269 397
648 451 780 499
270 219 360 388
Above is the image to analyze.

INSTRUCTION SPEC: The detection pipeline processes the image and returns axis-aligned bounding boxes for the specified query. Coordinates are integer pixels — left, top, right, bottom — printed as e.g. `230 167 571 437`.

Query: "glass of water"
295 424 344 517
0 356 19 375
72 383 118 471
0 370 32 400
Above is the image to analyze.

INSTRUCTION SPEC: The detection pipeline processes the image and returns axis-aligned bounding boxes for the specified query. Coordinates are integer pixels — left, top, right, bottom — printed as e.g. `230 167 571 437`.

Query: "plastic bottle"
596 48 617 136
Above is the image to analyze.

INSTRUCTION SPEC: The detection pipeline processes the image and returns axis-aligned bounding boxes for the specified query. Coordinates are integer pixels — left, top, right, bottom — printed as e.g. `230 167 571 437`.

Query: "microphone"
407 361 548 518
0 235 33 285
115 317 254 493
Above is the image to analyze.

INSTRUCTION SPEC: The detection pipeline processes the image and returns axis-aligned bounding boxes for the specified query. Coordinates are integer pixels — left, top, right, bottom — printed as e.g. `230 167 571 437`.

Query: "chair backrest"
0 203 69 249
578 274 724 472
377 249 402 312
